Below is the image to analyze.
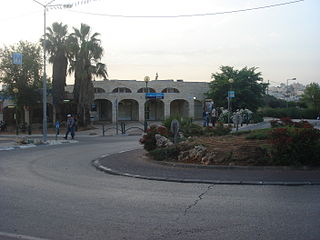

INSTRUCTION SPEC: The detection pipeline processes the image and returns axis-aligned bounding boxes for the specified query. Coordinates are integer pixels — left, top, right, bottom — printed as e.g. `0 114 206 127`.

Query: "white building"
79 79 209 122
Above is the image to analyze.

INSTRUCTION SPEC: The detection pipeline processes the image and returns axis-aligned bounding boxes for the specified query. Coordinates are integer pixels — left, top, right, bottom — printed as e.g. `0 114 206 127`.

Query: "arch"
170 99 189 118
94 87 106 93
94 99 112 121
145 99 164 121
137 87 156 93
161 87 180 93
194 100 203 120
118 99 139 121
112 87 132 93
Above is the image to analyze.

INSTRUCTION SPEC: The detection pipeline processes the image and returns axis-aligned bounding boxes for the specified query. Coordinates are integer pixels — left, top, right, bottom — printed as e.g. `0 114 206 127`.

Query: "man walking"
64 114 75 140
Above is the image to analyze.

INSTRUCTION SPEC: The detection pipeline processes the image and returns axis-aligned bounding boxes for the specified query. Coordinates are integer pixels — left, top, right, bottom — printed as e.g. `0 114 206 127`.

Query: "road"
0 135 319 240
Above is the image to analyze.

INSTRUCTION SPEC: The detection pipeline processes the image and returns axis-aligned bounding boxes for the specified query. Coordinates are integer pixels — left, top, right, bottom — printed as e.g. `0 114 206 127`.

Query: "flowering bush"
270 118 314 129
269 126 320 166
140 125 170 151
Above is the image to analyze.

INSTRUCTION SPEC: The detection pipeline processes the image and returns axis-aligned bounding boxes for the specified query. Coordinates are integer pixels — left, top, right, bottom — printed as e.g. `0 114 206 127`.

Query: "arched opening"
194 100 203 120
94 87 106 93
112 87 132 93
170 99 189 118
145 99 164 121
137 88 156 93
118 99 139 121
161 87 180 93
94 99 112 121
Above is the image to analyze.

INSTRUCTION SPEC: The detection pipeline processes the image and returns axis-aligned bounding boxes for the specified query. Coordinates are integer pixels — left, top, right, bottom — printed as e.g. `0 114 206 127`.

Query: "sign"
145 93 164 99
228 91 235 98
12 52 23 65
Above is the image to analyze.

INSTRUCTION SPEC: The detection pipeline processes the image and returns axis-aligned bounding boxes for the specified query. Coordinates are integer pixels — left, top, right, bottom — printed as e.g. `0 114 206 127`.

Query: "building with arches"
0 79 209 125
78 79 209 122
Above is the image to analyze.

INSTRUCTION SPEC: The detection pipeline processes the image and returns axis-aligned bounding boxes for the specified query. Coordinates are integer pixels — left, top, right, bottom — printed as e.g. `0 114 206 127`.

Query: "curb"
0 140 78 151
91 154 320 186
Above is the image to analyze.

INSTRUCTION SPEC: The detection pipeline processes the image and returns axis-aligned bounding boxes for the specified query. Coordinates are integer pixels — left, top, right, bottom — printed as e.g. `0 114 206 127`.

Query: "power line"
66 0 304 18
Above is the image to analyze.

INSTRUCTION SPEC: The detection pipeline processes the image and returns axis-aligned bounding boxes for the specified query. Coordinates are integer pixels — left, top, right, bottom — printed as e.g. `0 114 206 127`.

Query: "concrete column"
24 107 30 124
164 101 171 119
188 100 195 119
112 99 117 123
138 100 145 122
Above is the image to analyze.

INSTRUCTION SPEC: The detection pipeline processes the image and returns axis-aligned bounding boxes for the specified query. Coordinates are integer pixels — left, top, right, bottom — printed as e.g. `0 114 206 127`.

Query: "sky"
0 0 319 86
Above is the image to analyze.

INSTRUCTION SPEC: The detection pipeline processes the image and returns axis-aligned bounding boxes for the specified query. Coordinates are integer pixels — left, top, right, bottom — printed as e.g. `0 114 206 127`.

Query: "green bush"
251 112 264 123
245 128 272 140
261 107 317 119
149 145 180 161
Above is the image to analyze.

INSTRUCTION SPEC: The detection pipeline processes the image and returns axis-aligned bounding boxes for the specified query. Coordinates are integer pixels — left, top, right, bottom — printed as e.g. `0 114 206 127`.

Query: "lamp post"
32 0 57 142
286 77 296 108
227 78 234 125
12 88 19 135
32 0 73 141
144 76 150 132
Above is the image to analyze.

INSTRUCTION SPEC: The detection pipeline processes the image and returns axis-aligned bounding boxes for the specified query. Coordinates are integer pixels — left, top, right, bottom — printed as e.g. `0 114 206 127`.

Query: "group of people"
55 114 77 140
202 107 220 127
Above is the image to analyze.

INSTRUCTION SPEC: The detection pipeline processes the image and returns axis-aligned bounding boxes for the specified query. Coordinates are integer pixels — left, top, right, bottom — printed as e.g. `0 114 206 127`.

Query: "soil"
182 135 271 166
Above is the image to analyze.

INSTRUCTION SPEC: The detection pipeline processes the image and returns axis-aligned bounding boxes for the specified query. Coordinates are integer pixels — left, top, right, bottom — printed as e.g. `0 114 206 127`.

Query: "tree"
69 23 108 126
42 22 70 123
301 83 320 113
0 41 42 124
207 66 267 112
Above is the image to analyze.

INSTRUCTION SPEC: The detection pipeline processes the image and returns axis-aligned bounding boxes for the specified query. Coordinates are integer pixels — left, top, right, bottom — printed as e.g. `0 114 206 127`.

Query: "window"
161 88 180 93
94 87 106 93
137 88 156 93
112 87 132 93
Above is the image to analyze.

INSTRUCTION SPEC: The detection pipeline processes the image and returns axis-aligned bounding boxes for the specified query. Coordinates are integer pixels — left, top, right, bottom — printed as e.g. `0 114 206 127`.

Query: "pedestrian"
203 111 208 127
55 120 60 136
211 108 217 127
64 114 75 140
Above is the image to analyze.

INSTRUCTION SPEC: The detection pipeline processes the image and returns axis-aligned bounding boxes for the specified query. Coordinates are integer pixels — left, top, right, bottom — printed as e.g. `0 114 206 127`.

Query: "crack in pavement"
183 184 214 216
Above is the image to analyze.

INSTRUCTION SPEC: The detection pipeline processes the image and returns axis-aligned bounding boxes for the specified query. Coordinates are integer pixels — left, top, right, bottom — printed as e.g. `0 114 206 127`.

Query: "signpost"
12 53 22 65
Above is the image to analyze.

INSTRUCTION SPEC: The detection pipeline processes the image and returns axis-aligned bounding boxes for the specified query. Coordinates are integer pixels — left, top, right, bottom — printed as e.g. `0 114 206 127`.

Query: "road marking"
0 231 50 240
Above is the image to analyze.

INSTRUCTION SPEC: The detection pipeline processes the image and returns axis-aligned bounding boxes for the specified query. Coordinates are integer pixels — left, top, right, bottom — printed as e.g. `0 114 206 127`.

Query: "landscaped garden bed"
140 118 320 167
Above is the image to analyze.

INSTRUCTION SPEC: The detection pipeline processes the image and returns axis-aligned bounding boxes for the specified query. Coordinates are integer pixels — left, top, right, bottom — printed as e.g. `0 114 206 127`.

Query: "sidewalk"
93 149 320 186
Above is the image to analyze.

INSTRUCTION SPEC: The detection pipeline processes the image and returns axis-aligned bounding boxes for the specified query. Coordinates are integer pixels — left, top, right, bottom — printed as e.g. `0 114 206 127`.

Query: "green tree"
0 41 42 124
69 23 107 126
207 66 267 112
301 83 320 114
43 22 70 123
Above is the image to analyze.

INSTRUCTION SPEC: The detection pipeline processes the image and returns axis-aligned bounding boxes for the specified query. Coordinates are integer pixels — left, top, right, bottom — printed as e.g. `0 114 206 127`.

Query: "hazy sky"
0 0 319 86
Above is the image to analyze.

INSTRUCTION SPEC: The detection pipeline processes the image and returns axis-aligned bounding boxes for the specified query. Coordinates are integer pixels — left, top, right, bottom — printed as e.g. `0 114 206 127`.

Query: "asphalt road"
0 135 319 240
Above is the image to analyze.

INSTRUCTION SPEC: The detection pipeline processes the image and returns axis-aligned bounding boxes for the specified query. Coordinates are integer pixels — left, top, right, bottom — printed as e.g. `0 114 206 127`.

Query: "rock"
155 134 173 148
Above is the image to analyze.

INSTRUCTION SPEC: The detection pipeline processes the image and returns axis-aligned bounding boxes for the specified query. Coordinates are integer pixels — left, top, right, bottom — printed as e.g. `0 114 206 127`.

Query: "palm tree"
69 23 107 126
43 22 69 123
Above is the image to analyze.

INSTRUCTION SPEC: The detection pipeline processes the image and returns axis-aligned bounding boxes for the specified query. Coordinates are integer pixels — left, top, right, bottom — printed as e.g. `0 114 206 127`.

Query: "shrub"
246 128 272 140
269 126 320 166
140 125 170 151
261 107 317 119
149 145 180 161
251 111 264 123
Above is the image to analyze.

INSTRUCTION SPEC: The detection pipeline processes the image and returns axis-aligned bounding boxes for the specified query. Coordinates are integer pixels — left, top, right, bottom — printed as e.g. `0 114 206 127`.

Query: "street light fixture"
286 77 296 108
144 76 150 132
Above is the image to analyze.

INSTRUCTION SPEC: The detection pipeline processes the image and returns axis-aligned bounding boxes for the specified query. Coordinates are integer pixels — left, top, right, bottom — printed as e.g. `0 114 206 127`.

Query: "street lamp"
32 0 73 141
286 77 296 108
227 78 234 125
12 88 19 135
144 76 150 132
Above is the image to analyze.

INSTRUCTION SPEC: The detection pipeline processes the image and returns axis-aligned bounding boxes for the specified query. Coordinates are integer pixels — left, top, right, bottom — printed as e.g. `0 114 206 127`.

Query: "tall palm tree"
69 23 108 126
43 22 69 123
